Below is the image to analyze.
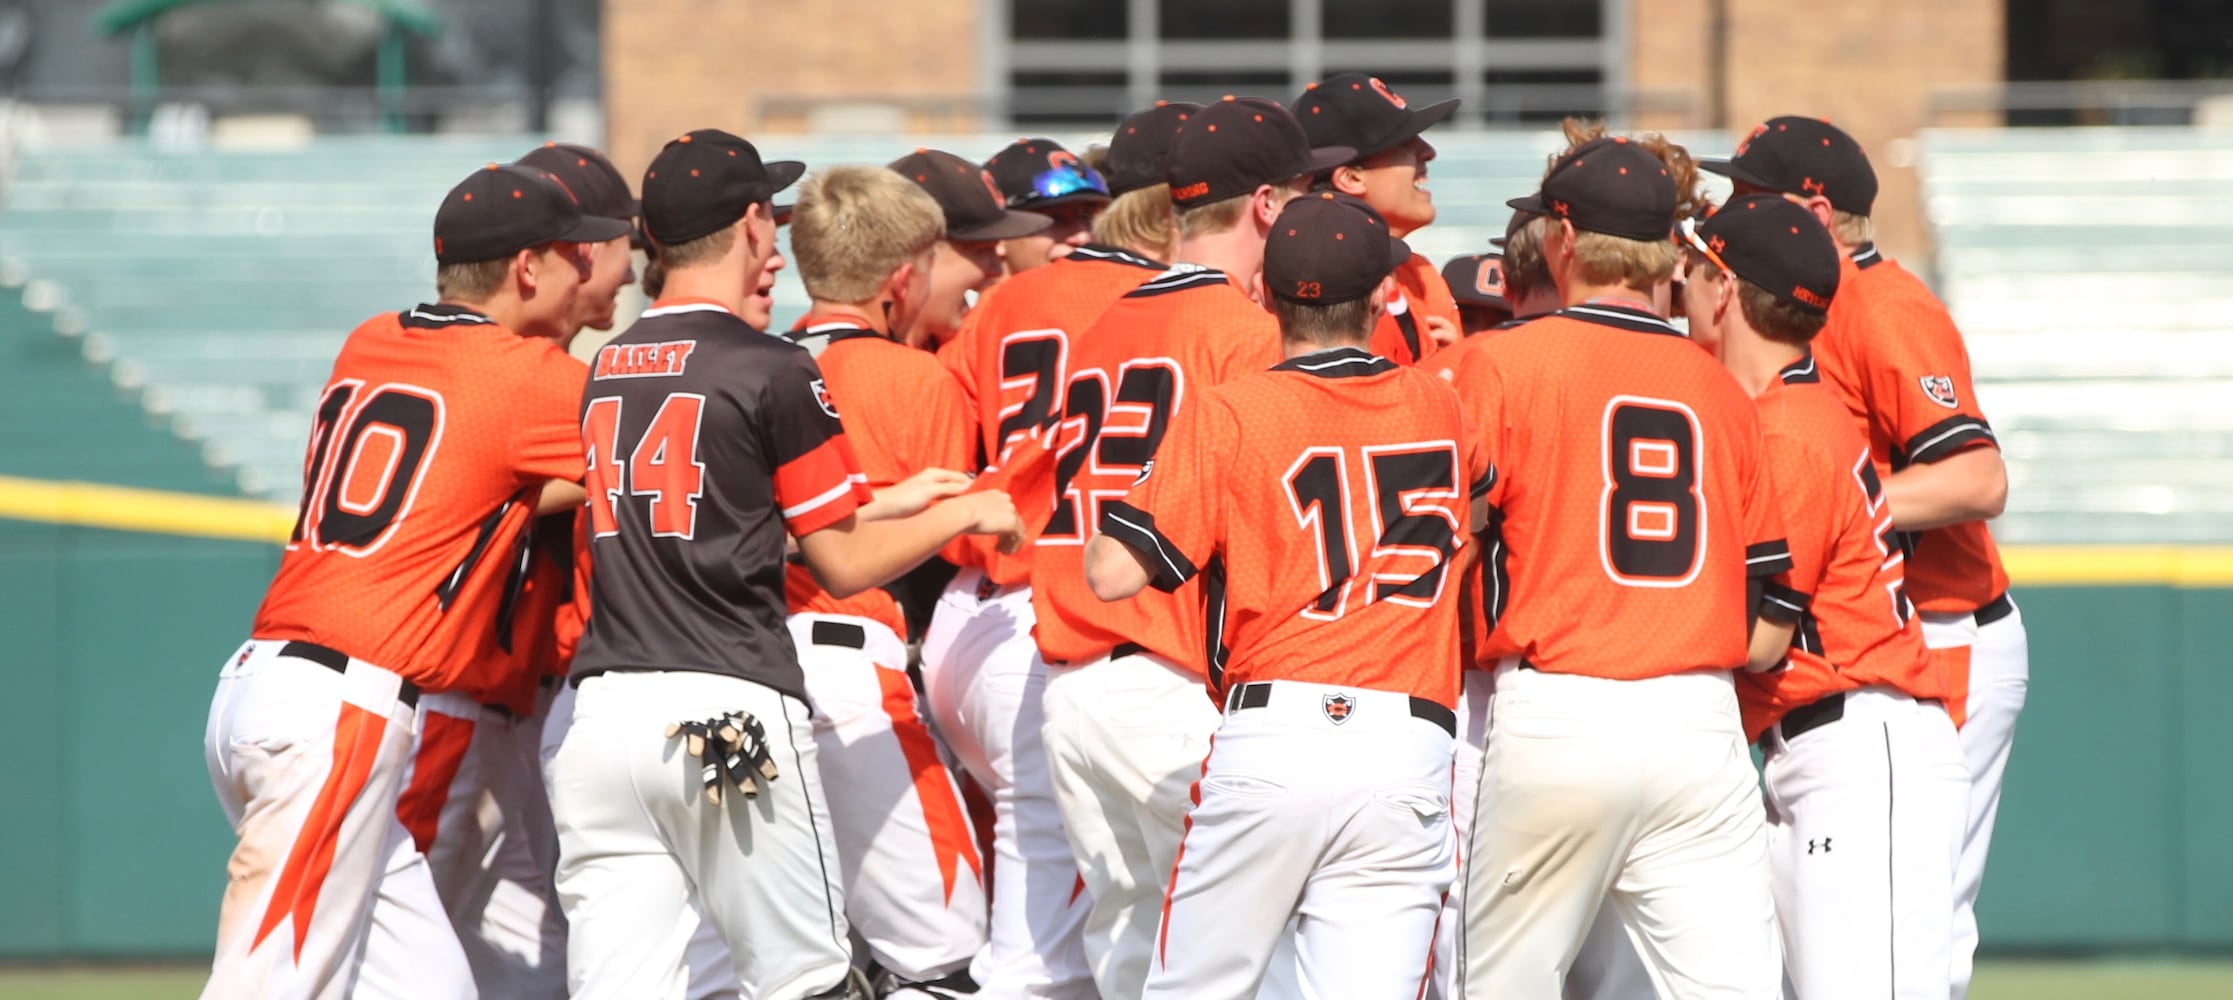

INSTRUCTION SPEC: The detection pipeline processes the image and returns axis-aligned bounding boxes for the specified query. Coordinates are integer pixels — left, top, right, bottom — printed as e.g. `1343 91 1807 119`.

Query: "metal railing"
1929 80 2233 126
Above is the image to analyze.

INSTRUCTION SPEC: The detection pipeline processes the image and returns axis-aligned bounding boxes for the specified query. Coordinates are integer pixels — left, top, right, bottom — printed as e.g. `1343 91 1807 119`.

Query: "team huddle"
198 76 2028 1000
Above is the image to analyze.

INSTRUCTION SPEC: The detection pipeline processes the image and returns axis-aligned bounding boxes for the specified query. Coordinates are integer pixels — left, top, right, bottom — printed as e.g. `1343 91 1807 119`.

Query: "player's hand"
867 468 974 521
1423 314 1460 348
961 490 1025 554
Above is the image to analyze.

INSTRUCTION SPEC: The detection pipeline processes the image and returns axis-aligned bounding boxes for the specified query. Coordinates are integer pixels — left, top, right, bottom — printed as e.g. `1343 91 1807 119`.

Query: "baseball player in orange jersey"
889 149 1053 352
1704 117 2022 998
548 130 1022 1000
1084 193 1488 999
382 142 642 1000
1291 74 1462 365
201 163 622 1000
917 102 1195 1000
984 138 1110 275
781 165 994 998
1448 136 1796 1000
1023 95 1352 1000
1681 193 1969 1000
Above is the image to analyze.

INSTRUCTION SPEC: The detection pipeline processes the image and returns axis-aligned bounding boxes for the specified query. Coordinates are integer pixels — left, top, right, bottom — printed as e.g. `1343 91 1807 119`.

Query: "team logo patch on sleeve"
1918 375 1960 409
1322 692 1354 724
810 378 839 418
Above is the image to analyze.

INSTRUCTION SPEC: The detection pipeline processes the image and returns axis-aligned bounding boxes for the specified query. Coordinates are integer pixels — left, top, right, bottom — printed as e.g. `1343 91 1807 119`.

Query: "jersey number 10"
289 380 445 555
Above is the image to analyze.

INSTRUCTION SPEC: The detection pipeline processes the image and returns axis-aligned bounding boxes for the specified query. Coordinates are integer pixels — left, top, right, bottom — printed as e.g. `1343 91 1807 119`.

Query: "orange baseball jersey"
473 510 580 716
1102 348 1490 705
1028 266 1284 669
1737 355 1942 741
1370 251 1462 367
785 320 973 635
252 304 586 693
1811 246 2008 613
1447 302 1792 680
937 244 1166 584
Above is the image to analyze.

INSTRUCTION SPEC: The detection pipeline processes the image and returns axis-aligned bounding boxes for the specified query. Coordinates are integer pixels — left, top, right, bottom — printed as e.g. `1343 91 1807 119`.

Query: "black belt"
1112 642 1146 660
279 640 419 709
1223 681 1457 738
811 620 868 650
1773 692 1844 744
1974 592 2015 627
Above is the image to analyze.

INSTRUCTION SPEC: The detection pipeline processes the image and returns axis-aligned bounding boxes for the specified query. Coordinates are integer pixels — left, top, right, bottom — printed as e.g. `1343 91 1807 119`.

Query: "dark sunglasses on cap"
1016 163 1110 206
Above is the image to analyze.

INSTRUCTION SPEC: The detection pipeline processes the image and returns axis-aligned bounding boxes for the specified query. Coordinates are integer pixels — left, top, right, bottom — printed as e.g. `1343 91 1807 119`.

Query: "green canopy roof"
95 0 443 39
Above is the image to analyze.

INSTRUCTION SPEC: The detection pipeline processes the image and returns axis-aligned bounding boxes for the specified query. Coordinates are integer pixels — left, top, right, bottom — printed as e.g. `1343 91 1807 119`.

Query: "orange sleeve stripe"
776 436 871 536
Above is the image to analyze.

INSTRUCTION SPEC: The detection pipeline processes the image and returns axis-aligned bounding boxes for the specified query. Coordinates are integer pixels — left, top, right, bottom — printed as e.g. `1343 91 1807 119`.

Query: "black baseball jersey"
570 299 873 699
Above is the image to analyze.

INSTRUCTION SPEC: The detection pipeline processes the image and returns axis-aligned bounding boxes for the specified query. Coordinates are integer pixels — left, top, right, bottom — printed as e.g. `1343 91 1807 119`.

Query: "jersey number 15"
1284 443 1464 620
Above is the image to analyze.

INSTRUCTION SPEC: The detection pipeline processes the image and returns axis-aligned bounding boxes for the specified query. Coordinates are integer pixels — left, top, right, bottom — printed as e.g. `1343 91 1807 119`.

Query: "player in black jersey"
547 129 1022 1000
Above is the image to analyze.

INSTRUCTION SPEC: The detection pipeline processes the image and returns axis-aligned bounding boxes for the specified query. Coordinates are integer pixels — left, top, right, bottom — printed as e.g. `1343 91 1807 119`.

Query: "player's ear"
1331 164 1368 197
512 246 541 296
1367 274 1396 320
1252 183 1283 229
1802 195 1835 232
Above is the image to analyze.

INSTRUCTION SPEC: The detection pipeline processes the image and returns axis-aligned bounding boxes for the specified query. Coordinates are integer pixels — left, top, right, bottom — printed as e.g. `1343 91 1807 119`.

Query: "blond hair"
435 259 511 301
790 166 945 304
1091 184 1177 260
1832 210 1874 247
1176 195 1248 239
659 224 736 270
1569 228 1678 292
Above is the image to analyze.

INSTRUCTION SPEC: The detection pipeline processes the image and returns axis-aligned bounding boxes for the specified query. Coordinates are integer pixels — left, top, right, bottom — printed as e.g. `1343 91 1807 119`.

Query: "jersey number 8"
1600 397 1704 587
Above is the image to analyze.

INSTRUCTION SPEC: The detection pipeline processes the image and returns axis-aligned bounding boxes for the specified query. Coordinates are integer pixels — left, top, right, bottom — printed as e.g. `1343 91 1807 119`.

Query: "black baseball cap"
1489 207 1538 249
1702 116 1878 217
1104 102 1201 197
516 141 636 223
1508 136 1677 243
1264 192 1410 305
433 163 631 265
1167 96 1355 210
640 129 804 247
1444 251 1508 309
1291 73 1458 163
985 138 1111 212
1679 193 1841 315
890 148 1052 241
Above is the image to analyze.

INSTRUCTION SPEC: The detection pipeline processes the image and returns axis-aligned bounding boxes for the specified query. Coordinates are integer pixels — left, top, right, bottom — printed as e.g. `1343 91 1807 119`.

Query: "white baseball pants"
918 570 1093 999
1429 673 1657 1000
1462 663 1780 1000
1145 679 1457 999
1042 650 1220 1000
545 670 852 1000
792 612 989 983
1760 686 1967 1000
414 688 568 1000
202 639 471 1000
1922 600 2029 1000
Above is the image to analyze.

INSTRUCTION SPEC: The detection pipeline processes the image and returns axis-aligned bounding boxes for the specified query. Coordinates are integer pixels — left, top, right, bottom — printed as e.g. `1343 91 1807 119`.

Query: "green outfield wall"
0 526 2226 956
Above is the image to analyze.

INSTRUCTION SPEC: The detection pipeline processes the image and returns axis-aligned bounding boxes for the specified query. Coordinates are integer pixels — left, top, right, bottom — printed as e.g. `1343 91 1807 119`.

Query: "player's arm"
1084 533 1155 602
537 479 586 514
1884 445 2007 531
1871 306 2006 531
797 492 1021 598
518 346 593 513
855 468 973 522
1087 396 1228 602
1738 422 1799 672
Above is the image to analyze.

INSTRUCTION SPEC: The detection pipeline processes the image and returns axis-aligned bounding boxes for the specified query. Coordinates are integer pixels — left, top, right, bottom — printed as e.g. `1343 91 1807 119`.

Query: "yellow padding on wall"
2000 546 2233 587
1 474 2230 586
0 475 294 544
